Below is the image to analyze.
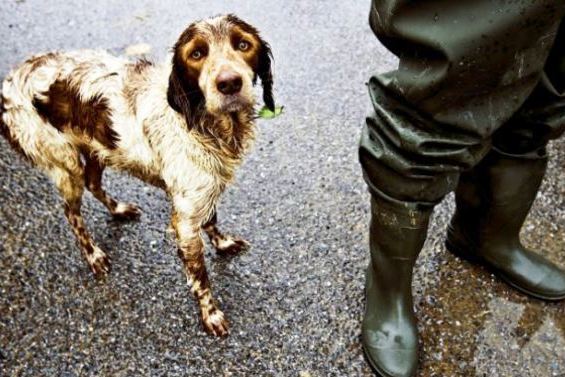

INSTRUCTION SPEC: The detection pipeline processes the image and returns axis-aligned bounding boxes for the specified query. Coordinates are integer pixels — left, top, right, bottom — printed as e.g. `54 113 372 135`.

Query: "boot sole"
445 231 565 302
361 344 391 377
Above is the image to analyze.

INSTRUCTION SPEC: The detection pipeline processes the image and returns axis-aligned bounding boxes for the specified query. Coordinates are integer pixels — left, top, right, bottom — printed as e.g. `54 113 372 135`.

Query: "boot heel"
445 225 481 264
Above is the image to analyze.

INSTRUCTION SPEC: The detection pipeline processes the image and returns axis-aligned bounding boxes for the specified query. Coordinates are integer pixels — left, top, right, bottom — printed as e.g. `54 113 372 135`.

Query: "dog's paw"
215 236 249 256
85 246 112 276
112 202 142 221
202 308 229 337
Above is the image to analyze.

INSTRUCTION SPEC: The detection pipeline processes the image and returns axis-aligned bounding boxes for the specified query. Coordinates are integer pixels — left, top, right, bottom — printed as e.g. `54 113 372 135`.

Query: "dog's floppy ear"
257 40 275 112
167 63 204 129
167 24 205 128
167 68 190 126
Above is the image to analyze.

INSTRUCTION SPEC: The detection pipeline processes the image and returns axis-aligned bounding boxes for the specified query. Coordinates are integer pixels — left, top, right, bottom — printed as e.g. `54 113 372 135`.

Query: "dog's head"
167 14 274 125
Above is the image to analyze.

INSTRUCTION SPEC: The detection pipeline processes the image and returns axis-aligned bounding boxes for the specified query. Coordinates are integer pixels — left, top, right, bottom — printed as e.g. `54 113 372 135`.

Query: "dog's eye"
237 40 250 51
190 49 204 60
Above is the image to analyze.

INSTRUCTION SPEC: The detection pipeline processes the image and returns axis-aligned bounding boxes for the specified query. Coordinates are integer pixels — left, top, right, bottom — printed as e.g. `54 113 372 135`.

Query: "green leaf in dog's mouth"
257 106 284 119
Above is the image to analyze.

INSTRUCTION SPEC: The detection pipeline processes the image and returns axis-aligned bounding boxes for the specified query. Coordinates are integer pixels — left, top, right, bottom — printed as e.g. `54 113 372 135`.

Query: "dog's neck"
196 108 254 148
190 107 256 181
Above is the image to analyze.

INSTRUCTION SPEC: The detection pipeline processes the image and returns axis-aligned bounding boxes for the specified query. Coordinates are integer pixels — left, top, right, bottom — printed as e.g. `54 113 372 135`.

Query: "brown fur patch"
24 52 59 72
84 156 118 211
33 79 119 149
64 202 94 255
228 24 261 70
226 14 274 110
167 23 206 127
132 57 153 73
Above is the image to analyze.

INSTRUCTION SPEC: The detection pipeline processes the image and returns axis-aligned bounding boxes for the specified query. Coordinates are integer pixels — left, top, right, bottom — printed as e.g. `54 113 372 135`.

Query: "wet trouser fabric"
360 1 565 204
360 1 565 376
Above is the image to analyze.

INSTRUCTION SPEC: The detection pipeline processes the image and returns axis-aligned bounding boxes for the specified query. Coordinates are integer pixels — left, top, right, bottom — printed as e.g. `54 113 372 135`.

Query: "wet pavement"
1 1 564 376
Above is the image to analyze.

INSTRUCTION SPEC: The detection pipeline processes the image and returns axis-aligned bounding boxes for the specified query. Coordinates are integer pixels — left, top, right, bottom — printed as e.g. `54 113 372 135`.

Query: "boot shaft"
369 195 433 296
454 149 548 246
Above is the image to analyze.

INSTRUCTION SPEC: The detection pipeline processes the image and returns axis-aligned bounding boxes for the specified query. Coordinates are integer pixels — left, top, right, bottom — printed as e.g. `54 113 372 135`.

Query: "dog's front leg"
172 201 228 337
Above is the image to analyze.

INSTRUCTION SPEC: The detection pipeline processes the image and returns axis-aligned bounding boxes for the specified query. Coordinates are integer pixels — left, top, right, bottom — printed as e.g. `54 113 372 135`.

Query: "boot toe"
499 252 565 301
362 342 418 377
487 251 565 301
530 268 565 300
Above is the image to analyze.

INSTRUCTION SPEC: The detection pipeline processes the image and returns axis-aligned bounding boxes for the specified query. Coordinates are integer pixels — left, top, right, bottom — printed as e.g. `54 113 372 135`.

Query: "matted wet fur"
0 14 275 336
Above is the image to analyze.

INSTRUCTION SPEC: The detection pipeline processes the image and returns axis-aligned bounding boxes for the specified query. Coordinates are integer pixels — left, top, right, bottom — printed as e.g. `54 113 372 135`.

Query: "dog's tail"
0 90 30 161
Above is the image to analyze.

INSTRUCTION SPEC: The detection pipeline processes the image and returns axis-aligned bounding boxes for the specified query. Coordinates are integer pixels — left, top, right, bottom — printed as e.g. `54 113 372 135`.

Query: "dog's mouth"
219 94 252 113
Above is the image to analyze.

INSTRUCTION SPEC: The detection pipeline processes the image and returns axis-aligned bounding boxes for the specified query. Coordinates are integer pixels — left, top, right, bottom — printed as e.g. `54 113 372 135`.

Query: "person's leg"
361 1 565 376
362 193 433 377
447 20 565 301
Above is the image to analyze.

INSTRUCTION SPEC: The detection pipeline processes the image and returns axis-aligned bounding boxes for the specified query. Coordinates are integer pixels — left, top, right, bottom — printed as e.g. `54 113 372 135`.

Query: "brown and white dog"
0 14 275 336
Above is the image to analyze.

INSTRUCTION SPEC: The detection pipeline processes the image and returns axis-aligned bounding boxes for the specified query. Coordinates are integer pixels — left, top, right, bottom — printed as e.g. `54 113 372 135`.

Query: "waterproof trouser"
360 2 565 376
360 1 565 203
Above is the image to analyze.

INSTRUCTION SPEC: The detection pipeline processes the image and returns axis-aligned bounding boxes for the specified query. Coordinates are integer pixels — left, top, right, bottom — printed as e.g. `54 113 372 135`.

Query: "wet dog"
0 14 274 336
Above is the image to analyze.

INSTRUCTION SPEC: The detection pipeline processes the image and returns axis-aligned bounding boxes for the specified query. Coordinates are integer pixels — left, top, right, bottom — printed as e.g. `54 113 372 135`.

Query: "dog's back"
1 51 133 165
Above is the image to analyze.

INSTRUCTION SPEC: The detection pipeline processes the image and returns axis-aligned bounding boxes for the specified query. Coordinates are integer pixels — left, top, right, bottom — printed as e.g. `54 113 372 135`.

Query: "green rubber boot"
362 195 434 377
446 149 565 300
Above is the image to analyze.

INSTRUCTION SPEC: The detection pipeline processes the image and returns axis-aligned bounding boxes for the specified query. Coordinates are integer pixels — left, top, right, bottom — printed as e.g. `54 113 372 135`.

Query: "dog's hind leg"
202 211 249 256
84 156 141 220
48 164 111 276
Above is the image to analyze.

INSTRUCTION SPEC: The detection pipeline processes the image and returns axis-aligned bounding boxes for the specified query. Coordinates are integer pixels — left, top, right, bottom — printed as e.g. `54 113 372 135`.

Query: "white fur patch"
85 245 108 266
207 309 225 326
115 202 131 213
216 237 237 250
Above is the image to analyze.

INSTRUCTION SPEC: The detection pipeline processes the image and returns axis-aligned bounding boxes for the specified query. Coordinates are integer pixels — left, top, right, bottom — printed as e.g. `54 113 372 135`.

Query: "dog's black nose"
216 71 243 95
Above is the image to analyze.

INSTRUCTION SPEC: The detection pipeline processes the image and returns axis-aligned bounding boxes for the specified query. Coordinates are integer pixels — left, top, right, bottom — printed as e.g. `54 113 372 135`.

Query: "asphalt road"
1 1 564 376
